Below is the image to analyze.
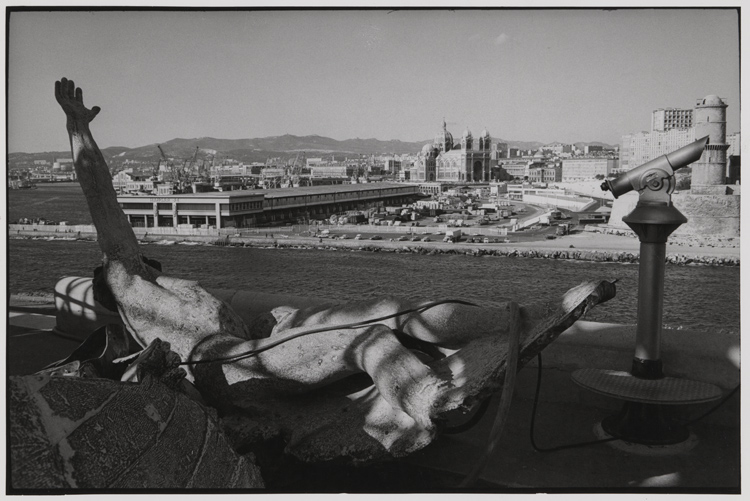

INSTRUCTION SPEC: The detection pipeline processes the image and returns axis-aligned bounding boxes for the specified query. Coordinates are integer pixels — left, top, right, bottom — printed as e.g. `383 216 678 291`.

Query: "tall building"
651 108 693 132
412 121 495 182
726 132 741 156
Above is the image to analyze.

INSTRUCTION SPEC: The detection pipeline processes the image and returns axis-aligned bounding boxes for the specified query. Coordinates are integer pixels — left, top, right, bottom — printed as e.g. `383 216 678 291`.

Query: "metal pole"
633 240 666 366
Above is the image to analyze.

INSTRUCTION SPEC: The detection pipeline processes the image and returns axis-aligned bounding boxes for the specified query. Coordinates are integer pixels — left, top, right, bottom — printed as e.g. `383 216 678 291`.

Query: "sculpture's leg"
190 322 446 428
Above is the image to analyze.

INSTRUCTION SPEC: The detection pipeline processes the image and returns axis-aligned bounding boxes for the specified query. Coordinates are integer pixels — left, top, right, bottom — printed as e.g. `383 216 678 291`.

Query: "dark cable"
530 352 619 452
459 302 522 488
529 353 740 452
179 298 480 366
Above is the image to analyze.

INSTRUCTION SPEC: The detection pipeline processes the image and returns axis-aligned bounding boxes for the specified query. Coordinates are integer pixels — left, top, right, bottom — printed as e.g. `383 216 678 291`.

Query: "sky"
7 7 741 153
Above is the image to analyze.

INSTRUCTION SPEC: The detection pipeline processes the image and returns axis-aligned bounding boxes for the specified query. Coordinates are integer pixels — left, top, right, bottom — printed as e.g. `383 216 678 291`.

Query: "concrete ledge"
545 321 739 390
522 321 739 428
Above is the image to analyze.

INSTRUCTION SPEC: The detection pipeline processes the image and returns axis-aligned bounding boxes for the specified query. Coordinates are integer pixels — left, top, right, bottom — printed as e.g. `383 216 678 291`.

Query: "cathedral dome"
435 130 453 147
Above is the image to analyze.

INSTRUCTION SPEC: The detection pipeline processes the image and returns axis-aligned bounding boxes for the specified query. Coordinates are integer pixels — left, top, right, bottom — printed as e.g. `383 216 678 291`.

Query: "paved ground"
6 297 740 492
300 227 739 259
507 231 740 258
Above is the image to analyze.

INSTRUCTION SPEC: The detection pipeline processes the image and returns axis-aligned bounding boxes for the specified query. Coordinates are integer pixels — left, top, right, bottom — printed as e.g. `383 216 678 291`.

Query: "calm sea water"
8 183 93 225
7 185 741 334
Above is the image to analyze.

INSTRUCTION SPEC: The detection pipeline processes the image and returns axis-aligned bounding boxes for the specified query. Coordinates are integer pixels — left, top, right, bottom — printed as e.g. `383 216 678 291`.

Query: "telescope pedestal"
573 201 722 445
602 402 689 445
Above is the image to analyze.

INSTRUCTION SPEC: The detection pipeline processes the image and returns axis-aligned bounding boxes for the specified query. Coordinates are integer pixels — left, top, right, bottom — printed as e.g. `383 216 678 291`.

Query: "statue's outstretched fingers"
75 86 83 103
55 79 69 104
65 78 75 99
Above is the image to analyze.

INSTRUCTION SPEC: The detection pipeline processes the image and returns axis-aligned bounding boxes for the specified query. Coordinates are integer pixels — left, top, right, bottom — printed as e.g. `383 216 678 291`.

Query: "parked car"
397 235 408 241
483 237 491 243
340 234 349 239
421 237 432 242
411 236 420 241
354 234 362 240
371 235 383 240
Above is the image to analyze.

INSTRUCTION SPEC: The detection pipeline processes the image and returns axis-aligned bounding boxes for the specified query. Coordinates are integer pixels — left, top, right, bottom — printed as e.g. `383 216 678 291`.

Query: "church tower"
478 128 491 151
461 127 473 151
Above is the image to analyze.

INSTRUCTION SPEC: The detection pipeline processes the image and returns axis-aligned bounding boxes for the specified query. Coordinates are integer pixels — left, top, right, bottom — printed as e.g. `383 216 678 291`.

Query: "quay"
9 223 740 265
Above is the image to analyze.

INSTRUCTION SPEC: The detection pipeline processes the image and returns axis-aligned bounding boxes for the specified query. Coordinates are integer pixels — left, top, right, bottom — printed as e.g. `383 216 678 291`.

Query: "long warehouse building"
117 182 421 228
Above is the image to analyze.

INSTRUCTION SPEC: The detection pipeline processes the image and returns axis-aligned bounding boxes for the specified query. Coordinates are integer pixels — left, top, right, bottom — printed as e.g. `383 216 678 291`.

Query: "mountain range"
9 134 617 166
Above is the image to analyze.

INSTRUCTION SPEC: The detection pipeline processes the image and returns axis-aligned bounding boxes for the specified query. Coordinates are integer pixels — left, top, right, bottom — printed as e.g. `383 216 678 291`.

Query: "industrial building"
117 182 420 228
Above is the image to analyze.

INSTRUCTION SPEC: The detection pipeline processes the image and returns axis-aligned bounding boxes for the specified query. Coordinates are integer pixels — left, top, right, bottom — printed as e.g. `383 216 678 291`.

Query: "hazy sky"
7 8 741 153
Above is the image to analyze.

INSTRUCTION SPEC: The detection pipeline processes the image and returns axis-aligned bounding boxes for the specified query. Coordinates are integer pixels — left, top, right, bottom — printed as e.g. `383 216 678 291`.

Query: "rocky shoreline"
11 230 740 267
266 241 740 266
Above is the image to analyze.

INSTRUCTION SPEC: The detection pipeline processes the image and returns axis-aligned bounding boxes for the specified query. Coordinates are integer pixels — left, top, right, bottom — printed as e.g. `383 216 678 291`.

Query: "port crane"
261 157 283 189
157 144 195 193
285 151 307 187
186 146 200 174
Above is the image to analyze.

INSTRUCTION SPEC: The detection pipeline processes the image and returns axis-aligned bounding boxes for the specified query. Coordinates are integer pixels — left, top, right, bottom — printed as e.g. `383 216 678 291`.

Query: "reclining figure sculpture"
10 78 617 489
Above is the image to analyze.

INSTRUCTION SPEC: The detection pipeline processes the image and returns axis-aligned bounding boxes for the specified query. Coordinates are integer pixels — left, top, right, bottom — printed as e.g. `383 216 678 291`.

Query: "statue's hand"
55 78 100 125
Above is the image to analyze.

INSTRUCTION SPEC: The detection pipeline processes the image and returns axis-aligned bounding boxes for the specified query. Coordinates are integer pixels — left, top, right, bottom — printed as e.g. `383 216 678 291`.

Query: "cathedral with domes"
411 119 496 182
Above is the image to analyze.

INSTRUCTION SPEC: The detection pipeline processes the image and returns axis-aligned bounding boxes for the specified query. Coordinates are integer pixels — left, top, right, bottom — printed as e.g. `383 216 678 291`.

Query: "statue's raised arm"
54 77 253 357
55 78 145 275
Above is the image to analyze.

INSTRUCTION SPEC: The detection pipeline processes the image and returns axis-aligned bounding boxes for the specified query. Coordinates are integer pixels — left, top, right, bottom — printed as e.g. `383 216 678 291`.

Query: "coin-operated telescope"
601 136 708 200
574 136 723 445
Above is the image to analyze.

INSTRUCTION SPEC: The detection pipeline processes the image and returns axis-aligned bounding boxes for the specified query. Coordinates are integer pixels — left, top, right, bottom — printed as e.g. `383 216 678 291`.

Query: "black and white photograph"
5 5 742 494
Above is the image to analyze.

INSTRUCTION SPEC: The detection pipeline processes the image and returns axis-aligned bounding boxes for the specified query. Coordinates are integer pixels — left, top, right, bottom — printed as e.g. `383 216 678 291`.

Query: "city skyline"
8 8 741 154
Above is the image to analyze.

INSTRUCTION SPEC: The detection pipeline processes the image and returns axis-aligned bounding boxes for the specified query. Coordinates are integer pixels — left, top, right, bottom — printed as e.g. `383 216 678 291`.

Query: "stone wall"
608 190 740 238
672 192 741 237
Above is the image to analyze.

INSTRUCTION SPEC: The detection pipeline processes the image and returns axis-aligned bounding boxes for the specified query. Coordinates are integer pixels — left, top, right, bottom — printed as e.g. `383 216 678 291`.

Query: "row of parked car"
321 232 516 244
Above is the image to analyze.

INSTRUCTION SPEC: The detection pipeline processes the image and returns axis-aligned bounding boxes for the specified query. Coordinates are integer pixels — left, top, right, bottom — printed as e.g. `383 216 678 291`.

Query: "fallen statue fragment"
10 336 263 489
8 78 617 490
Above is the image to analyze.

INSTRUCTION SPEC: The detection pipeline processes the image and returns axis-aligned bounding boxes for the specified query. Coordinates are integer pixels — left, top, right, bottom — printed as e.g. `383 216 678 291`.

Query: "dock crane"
261 157 283 189
187 146 200 174
285 151 307 187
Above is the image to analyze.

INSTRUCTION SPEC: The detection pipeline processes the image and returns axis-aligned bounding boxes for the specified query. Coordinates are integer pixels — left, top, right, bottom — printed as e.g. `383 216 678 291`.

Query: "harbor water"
8 237 740 335
8 184 740 334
